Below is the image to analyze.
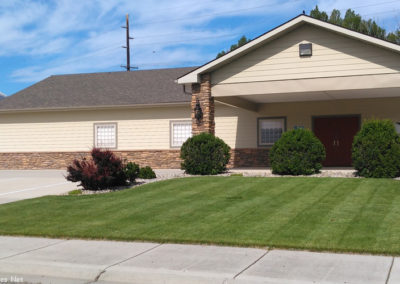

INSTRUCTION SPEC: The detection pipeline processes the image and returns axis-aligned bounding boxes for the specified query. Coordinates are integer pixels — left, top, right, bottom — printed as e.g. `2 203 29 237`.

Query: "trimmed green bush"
270 129 326 175
352 119 400 178
124 162 140 183
180 133 231 175
139 166 156 179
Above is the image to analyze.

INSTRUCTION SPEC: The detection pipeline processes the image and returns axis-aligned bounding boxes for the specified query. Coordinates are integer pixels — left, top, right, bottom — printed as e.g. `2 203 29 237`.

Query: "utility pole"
121 14 135 71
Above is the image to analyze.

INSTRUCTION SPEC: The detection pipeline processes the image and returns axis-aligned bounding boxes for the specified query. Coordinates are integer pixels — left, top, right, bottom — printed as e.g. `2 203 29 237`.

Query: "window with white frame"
171 121 192 147
94 123 117 148
258 118 285 146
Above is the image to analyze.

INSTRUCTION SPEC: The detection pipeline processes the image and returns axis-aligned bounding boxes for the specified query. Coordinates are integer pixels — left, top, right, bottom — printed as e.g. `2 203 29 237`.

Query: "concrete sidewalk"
0 236 399 284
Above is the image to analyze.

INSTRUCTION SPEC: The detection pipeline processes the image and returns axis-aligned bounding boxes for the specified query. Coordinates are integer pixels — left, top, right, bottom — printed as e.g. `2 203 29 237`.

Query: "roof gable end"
177 15 400 84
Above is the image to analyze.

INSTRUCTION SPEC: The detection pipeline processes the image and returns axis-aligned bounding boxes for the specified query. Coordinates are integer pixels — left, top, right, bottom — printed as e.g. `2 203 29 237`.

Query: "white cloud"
2 0 399 83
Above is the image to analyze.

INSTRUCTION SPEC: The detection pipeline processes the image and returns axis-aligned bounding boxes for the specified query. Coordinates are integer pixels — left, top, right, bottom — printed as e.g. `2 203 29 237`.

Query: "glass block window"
258 118 285 146
95 123 117 148
171 121 192 147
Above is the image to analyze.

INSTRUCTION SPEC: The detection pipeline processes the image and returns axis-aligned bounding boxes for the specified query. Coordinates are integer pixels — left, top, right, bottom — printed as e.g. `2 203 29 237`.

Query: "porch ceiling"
237 87 400 104
211 73 400 104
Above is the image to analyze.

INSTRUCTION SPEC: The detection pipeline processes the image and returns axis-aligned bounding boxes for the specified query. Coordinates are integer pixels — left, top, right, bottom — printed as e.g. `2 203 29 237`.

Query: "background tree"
216 35 250 58
310 5 328 21
310 5 399 43
387 30 400 44
216 7 399 58
329 9 342 25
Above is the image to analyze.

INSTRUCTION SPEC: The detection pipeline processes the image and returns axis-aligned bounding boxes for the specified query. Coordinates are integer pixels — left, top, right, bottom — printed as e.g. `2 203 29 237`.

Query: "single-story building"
1 14 400 169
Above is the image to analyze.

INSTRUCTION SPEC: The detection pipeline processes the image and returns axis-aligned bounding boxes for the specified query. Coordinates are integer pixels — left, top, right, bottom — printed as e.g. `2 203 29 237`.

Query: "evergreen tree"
310 5 328 22
342 9 362 31
329 9 342 25
309 6 399 44
216 6 399 58
387 30 400 44
216 35 250 58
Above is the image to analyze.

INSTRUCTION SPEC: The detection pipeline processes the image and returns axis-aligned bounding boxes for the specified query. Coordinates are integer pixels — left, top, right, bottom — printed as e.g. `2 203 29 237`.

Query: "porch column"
191 73 215 135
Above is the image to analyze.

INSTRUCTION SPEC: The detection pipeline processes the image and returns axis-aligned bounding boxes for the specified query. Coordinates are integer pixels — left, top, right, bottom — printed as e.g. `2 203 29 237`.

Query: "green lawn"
1 177 400 255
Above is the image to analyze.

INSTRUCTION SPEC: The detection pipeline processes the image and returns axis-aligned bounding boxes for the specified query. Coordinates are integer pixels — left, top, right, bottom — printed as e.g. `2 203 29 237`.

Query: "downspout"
182 84 192 95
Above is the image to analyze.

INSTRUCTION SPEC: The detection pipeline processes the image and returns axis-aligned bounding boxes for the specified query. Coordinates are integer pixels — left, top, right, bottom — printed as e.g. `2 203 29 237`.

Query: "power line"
131 1 399 40
338 0 400 11
136 0 218 15
134 33 241 47
363 9 400 18
143 0 302 25
131 0 398 26
52 1 400 71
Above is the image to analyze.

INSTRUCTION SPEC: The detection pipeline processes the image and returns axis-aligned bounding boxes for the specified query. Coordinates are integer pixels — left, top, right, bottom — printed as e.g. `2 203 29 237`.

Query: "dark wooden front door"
313 116 360 167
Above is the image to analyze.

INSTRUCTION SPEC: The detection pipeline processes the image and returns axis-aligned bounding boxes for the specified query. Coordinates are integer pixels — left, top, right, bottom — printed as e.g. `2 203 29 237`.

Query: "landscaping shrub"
352 119 400 178
270 129 325 175
138 166 156 179
180 133 231 175
124 162 140 183
66 148 127 191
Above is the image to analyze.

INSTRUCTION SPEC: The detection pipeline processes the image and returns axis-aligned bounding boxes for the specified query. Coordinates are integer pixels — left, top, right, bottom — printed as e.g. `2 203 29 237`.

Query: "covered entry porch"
177 15 400 168
213 80 400 168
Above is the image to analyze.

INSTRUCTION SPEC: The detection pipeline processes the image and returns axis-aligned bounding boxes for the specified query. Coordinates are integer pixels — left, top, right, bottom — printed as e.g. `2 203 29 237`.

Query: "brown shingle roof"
0 67 195 111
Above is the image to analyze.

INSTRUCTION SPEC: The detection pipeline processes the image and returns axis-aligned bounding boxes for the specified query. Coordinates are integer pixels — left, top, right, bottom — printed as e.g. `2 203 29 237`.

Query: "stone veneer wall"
0 148 269 169
229 148 270 168
191 73 215 135
0 150 182 170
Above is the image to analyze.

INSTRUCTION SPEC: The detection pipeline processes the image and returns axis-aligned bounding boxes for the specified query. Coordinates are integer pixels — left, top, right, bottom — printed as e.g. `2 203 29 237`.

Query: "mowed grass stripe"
1 177 400 254
252 179 340 243
266 179 349 247
337 179 398 253
302 180 373 250
374 192 400 253
127 178 243 238
209 178 326 243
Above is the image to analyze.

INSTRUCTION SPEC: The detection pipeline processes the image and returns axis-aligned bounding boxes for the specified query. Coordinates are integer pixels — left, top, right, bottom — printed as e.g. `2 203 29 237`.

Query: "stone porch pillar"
191 73 215 135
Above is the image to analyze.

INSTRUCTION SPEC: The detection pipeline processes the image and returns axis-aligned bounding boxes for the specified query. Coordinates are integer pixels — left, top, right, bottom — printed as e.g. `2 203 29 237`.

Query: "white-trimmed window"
171 121 192 147
258 117 285 146
94 123 117 148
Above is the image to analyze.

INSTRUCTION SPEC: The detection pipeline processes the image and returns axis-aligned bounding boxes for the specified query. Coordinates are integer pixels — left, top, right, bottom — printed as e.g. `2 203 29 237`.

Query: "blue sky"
0 0 399 95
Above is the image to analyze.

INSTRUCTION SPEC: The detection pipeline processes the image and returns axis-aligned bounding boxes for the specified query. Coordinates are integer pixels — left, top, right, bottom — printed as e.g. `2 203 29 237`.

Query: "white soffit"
238 88 400 103
177 15 400 84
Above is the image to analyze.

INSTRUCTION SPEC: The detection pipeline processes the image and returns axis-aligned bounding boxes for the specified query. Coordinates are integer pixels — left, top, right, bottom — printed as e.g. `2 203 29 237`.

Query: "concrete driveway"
0 170 77 204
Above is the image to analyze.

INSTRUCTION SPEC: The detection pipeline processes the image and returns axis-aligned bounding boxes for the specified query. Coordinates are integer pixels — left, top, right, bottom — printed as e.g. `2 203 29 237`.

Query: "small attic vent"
299 43 312 57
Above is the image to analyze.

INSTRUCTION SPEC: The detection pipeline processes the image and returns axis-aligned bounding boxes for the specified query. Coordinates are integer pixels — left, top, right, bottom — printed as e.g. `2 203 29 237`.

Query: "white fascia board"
177 15 400 85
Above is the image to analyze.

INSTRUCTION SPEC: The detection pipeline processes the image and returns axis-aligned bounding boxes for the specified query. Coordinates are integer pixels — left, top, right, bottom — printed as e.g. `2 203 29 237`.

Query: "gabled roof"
177 14 400 84
0 67 195 112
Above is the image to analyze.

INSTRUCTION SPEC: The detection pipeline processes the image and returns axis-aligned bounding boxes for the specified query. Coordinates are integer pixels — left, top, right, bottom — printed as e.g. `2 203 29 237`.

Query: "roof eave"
177 15 400 84
0 102 191 114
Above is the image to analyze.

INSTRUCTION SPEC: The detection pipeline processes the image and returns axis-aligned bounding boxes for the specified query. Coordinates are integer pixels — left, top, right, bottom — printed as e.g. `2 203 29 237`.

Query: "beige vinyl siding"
215 97 400 148
0 106 190 152
212 24 400 85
